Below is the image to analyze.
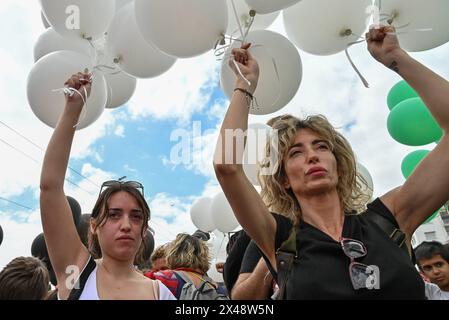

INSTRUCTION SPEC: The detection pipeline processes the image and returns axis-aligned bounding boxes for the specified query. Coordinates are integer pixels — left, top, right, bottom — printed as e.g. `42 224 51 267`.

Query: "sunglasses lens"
341 239 366 259
127 181 142 189
99 180 144 197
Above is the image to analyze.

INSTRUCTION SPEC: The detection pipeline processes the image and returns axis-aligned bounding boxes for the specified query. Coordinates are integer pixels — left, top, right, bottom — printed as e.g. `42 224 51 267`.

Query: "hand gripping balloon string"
52 73 93 128
345 22 433 88
228 43 264 88
227 44 281 112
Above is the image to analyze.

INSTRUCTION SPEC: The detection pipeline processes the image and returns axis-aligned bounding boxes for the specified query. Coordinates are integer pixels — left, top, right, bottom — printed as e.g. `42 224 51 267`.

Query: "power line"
0 124 181 240
0 137 96 197
0 120 101 188
0 196 34 211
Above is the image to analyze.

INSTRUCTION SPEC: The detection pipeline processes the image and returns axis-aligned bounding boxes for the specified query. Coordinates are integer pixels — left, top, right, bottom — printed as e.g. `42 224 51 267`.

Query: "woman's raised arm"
40 72 92 288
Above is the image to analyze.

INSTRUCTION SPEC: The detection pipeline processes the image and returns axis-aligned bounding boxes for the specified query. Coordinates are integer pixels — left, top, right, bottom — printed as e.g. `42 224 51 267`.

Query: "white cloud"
0 211 43 270
114 124 125 137
148 193 197 246
123 164 137 174
127 53 221 125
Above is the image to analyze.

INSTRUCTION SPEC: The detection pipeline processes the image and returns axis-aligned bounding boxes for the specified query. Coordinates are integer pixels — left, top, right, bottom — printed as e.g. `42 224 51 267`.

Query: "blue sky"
1 0 449 270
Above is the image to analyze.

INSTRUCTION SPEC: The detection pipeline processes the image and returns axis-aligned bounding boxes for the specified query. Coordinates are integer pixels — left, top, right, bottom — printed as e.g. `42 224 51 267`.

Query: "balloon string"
214 35 246 59
345 39 370 88
242 15 255 44
94 64 121 75
214 233 226 261
232 59 251 89
345 21 432 88
52 74 93 128
230 0 245 40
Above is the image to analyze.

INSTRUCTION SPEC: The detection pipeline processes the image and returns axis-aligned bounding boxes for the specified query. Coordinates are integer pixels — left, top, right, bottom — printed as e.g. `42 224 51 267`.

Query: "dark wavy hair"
88 184 151 265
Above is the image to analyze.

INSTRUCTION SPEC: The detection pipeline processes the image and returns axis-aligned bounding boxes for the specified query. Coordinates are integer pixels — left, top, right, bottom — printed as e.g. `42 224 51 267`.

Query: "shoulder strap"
67 256 96 300
176 271 217 289
364 210 415 262
152 280 160 300
275 226 297 300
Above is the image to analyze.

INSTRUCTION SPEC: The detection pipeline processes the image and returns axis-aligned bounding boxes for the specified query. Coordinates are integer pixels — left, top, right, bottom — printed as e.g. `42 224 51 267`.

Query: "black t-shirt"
266 198 425 300
223 230 251 293
240 240 263 274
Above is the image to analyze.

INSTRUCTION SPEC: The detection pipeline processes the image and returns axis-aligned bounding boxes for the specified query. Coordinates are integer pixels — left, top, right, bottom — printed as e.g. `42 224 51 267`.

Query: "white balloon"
379 0 449 52
190 197 215 232
39 0 115 40
106 3 177 79
221 30 302 115
94 48 137 108
283 0 372 55
243 123 271 186
356 162 374 200
27 50 107 130
34 28 94 62
210 192 239 233
134 0 228 58
104 72 137 109
41 11 50 29
245 0 301 14
226 0 279 35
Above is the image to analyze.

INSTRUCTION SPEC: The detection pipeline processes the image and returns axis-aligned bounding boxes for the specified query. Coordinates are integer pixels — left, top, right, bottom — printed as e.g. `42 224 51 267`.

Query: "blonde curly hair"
166 233 211 274
259 114 371 224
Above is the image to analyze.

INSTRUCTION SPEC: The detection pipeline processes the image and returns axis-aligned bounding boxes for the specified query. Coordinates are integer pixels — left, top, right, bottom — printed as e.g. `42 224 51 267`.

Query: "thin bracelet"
234 87 253 100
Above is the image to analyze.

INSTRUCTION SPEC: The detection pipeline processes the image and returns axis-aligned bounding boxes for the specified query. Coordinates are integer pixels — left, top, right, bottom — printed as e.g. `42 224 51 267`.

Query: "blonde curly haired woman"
214 25 449 299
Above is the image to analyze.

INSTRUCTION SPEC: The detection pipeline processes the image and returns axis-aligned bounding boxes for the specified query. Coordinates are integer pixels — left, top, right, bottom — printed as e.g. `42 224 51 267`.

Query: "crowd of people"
1 24 449 300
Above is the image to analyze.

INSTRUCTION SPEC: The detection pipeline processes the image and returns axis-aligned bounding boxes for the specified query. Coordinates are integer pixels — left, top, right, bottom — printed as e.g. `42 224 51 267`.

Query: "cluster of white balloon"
28 0 449 129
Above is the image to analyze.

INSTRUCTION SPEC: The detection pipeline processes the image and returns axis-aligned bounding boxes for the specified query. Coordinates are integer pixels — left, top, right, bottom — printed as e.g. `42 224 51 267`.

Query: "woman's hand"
230 43 259 94
366 25 405 70
64 70 92 108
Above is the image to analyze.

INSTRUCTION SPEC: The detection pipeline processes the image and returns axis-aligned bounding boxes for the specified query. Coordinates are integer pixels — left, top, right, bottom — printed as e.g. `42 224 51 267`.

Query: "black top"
240 240 263 274
266 198 425 300
223 230 251 293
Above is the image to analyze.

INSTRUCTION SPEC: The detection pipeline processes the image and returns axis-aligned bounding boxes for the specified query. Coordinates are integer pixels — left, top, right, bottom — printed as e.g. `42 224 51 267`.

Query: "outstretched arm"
40 72 92 291
213 44 277 267
368 26 449 237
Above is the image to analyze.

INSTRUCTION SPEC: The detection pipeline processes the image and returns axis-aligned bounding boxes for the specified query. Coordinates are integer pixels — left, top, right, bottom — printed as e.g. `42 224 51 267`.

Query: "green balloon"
387 98 443 146
387 80 418 111
401 150 430 179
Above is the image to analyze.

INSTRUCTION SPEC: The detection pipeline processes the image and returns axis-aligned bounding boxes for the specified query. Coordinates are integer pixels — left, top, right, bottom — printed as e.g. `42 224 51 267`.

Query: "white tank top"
74 259 176 300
